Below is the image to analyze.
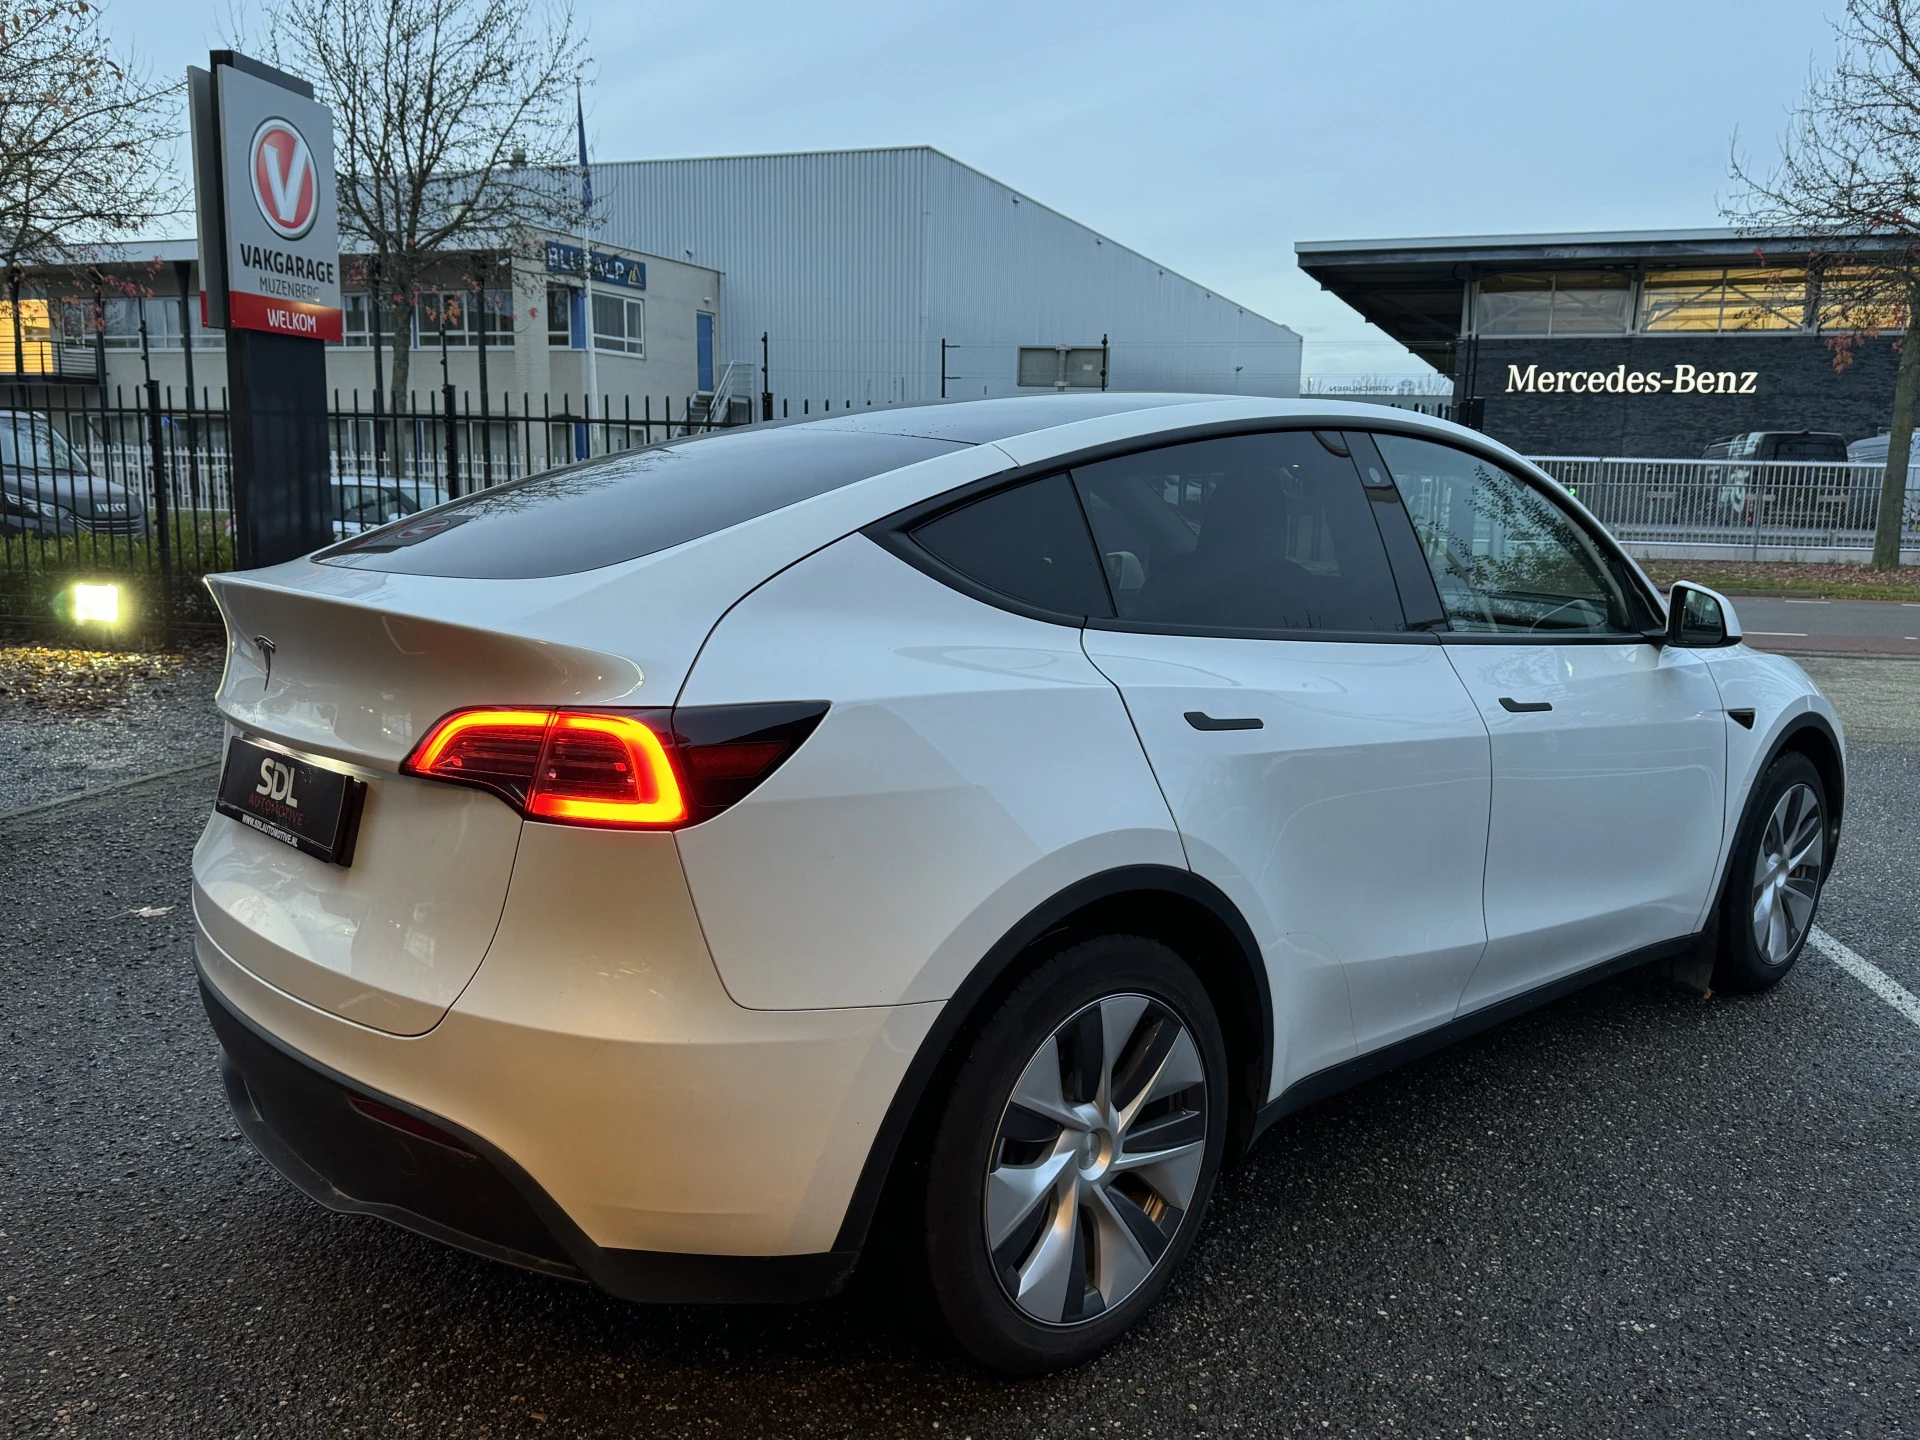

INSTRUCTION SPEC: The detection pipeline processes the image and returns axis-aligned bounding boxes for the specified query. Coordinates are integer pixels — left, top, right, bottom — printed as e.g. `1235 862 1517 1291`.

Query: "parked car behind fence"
1 410 149 540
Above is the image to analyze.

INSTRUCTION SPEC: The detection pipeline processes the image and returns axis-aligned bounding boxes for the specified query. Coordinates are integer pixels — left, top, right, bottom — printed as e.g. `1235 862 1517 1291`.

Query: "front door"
1367 432 1727 1011
1071 430 1493 1093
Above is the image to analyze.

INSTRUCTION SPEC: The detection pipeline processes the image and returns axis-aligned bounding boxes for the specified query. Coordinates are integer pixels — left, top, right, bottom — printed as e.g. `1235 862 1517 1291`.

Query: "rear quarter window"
317 426 963 578
909 474 1114 618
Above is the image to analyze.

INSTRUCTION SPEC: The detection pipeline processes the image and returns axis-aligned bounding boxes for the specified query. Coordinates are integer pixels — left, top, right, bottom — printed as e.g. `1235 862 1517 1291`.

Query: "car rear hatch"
192 426 977 1036
194 561 710 1037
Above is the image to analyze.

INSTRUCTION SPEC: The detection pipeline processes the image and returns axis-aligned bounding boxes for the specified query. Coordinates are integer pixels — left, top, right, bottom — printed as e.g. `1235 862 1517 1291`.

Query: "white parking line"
1810 928 1920 1029
1750 631 1808 637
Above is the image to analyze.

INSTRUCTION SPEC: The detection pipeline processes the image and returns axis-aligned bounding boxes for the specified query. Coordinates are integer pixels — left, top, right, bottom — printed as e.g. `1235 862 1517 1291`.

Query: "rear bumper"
204 977 861 1303
193 818 943 1295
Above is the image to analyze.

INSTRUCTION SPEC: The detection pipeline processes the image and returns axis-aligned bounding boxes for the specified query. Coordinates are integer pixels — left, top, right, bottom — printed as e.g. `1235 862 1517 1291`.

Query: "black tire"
1714 750 1830 993
921 934 1228 1375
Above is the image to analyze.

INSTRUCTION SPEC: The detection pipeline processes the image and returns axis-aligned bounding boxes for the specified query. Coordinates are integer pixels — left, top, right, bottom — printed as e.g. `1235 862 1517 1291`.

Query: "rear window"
317 426 963 578
1770 434 1846 461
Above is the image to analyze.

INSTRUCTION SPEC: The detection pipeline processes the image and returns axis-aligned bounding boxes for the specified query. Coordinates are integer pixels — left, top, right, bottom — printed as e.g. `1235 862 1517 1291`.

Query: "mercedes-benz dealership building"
1296 228 1906 456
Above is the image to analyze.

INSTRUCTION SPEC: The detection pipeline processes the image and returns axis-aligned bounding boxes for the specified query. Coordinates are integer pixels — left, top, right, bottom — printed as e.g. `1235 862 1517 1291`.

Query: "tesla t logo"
255 757 300 809
249 118 317 240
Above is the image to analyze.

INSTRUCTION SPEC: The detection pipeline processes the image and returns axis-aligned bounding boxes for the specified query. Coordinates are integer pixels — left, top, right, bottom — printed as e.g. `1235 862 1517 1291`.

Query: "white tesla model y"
194 395 1842 1373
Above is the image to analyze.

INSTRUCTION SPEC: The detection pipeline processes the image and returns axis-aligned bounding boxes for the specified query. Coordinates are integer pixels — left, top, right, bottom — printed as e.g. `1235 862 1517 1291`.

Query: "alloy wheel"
1751 781 1824 965
984 993 1208 1326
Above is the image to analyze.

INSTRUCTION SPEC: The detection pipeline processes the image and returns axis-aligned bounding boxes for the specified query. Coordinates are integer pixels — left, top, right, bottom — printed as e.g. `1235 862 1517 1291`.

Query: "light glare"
72 583 120 624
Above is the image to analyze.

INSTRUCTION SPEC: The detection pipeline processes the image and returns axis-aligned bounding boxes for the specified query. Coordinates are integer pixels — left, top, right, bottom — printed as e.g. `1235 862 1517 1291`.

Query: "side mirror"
1666 582 1742 648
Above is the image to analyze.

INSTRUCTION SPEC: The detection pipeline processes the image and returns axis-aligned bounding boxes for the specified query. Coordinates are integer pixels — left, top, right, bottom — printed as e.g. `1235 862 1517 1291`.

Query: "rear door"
1366 432 1726 1011
1074 430 1492 1089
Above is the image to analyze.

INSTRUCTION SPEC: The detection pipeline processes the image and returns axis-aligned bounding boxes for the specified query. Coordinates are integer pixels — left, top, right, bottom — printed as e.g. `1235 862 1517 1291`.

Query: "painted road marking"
1750 631 1808 637
1784 599 1830 604
1810 928 1920 1029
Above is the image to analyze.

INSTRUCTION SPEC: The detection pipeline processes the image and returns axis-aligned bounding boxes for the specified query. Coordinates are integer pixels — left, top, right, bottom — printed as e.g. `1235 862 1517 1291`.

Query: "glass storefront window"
1475 274 1552 335
1720 269 1808 330
416 288 514 349
0 300 55 370
1638 270 1724 331
58 296 223 350
547 285 577 347
341 292 374 347
1545 272 1632 333
1815 266 1908 332
1640 268 1807 331
591 292 644 355
1474 272 1630 335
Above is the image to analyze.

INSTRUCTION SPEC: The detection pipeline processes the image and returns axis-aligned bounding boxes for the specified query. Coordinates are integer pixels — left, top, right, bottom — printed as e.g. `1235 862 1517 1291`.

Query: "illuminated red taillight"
527 712 685 825
402 702 826 828
404 707 684 827
404 708 554 807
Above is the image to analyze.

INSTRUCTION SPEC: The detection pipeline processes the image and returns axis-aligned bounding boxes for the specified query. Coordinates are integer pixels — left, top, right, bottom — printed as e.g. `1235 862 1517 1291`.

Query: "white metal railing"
1528 457 1920 554
706 360 753 422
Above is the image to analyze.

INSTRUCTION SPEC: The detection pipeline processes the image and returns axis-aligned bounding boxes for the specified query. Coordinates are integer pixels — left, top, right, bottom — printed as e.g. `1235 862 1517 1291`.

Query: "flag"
575 81 592 220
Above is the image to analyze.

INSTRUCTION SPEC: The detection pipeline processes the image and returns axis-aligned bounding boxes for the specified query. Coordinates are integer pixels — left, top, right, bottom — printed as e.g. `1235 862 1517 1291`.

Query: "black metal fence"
1 382 734 633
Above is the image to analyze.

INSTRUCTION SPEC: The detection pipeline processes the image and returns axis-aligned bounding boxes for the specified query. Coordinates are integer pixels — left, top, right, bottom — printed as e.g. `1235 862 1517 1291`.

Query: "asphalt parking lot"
2 656 1917 1439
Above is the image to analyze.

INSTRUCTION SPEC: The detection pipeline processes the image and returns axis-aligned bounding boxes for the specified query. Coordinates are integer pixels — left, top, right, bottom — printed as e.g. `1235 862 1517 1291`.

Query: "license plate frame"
215 735 368 867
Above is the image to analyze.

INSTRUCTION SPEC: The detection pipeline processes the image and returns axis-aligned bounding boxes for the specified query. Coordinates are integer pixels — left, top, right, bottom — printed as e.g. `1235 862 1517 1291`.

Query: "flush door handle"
1498 697 1553 713
1185 711 1264 731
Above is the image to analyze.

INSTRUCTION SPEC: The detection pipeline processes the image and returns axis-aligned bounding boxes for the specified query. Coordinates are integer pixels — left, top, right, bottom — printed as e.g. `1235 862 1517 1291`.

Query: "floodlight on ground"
71 583 121 624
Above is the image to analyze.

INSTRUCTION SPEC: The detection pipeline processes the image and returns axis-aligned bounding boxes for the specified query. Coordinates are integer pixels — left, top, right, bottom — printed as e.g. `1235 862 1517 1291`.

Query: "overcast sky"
123 0 1840 385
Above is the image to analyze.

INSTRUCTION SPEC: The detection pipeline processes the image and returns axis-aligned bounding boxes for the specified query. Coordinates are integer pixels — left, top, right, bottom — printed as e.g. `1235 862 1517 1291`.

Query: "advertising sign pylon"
188 51 340 567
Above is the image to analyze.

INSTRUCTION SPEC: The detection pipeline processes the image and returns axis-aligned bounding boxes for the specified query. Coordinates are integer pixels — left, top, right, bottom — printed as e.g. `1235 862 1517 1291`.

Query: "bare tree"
0 0 178 373
261 0 583 413
1727 0 1920 569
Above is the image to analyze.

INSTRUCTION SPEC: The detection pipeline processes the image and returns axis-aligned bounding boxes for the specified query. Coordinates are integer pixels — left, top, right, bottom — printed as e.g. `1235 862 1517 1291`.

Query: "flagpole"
576 80 598 457
580 225 598 456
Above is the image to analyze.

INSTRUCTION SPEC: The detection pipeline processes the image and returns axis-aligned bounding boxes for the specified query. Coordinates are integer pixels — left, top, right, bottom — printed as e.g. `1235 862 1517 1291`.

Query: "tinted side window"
910 474 1113 617
1372 434 1649 636
1070 431 1406 633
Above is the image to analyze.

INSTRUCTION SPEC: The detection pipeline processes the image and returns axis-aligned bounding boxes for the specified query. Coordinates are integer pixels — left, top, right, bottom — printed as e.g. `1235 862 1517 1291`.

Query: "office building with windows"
1296 229 1910 456
2 232 722 419
4 146 1298 415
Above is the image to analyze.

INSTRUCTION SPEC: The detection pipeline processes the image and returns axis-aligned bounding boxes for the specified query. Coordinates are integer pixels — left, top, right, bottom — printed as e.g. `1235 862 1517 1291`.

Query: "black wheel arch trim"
1740 709 1845 871
829 863 1273 1254
1775 710 1844 829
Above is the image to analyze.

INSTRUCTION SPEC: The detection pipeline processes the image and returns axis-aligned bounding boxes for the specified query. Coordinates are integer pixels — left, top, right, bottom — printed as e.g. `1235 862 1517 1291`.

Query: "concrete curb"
0 758 221 824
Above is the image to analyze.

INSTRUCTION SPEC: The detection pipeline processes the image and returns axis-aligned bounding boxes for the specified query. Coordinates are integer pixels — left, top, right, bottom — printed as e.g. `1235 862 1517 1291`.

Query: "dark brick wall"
1458 334 1904 456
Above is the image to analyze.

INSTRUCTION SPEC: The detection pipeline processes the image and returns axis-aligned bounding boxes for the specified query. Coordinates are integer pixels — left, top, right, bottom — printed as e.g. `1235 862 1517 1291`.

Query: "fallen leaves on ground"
0 645 213 713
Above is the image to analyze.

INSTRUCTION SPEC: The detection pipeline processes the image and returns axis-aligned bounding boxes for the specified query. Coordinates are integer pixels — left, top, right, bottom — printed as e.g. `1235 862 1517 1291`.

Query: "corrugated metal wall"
592 147 1299 410
922 155 1299 400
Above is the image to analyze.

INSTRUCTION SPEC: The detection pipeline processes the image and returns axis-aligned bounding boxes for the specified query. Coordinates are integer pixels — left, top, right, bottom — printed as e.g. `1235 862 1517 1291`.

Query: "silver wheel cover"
984 993 1208 1326
1751 782 1824 965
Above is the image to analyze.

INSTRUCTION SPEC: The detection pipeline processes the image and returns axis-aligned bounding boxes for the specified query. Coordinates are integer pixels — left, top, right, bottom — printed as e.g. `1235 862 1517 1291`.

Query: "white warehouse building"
588 146 1300 412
